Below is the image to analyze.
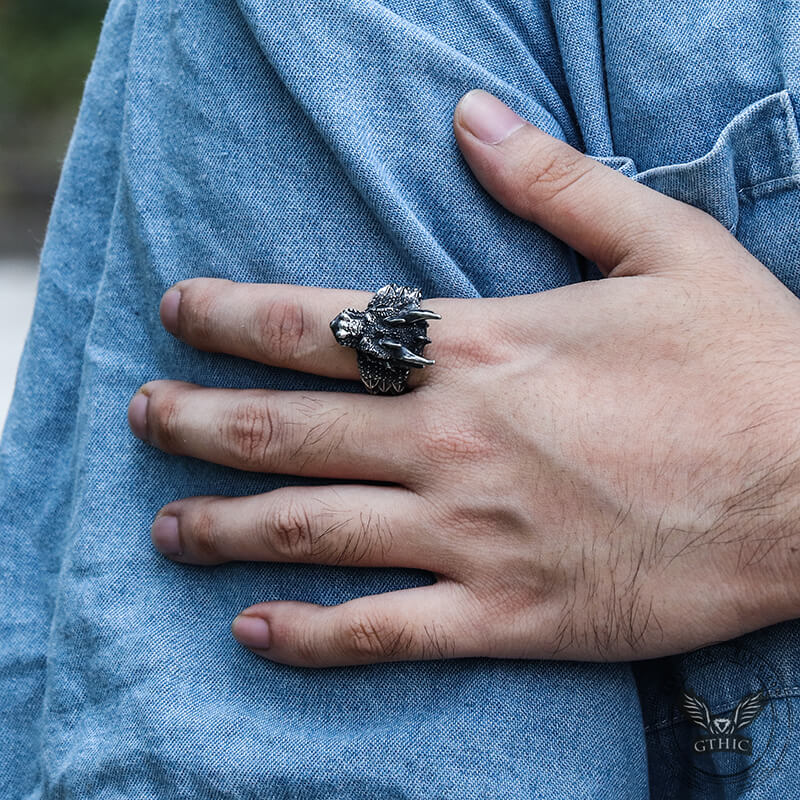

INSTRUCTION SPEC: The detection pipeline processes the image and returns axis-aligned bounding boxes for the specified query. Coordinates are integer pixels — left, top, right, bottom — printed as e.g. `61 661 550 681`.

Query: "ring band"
330 284 441 395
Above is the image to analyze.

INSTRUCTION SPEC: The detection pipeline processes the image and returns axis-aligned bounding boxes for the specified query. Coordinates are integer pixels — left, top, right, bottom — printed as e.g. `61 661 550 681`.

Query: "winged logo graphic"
680 690 767 735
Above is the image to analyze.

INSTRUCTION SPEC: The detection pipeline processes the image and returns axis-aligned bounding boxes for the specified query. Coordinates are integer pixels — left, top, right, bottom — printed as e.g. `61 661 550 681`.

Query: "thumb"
453 89 715 276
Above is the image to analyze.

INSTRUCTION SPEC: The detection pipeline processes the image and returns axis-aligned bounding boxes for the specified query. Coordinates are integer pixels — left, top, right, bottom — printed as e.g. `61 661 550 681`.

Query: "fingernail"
128 392 149 440
232 614 271 650
160 288 181 335
151 514 182 556
457 89 526 144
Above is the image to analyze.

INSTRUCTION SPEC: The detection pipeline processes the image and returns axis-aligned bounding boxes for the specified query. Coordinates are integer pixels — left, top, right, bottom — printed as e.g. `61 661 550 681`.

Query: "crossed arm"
127 89 800 667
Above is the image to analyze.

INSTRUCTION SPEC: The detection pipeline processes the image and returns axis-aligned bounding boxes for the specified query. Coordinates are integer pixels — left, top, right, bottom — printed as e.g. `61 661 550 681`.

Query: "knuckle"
223 398 275 467
188 506 224 561
419 415 494 465
181 279 224 342
293 625 327 667
265 499 315 561
442 500 520 540
520 144 595 207
253 298 307 362
341 613 413 661
147 387 183 453
440 324 511 368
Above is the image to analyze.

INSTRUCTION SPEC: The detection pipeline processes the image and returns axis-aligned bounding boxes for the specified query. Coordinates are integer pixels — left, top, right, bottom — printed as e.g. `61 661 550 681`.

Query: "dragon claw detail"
330 283 440 394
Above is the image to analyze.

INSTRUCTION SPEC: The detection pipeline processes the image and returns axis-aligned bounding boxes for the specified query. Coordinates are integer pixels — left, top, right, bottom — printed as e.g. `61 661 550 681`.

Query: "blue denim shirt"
2 0 800 797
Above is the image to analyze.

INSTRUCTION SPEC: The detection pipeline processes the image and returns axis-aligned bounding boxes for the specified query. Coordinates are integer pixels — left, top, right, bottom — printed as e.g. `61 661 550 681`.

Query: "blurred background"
0 0 107 428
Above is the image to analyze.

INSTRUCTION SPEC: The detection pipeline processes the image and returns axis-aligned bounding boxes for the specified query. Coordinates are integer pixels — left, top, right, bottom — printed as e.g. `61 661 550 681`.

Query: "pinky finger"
231 581 485 667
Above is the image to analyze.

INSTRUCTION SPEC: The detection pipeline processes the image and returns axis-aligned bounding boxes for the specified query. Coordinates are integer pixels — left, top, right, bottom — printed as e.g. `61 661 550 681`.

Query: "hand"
128 89 800 667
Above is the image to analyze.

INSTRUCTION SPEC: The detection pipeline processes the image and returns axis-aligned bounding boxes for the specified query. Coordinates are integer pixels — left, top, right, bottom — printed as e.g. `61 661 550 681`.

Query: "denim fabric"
1 0 799 797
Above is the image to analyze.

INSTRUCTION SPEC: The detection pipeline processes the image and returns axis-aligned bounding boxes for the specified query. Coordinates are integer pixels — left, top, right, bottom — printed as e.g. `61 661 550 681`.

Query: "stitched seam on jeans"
738 173 800 201
780 89 800 174
738 92 800 199
643 688 800 733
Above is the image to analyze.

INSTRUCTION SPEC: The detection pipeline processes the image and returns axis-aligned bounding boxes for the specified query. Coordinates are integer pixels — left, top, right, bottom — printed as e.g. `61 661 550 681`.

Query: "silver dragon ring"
330 284 441 395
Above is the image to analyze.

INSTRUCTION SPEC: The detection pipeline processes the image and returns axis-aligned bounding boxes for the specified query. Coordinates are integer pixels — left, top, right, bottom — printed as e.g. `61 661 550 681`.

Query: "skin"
128 89 800 668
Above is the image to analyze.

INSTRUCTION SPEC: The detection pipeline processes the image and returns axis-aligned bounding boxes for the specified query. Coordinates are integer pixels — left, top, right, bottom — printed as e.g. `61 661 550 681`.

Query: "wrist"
730 436 800 629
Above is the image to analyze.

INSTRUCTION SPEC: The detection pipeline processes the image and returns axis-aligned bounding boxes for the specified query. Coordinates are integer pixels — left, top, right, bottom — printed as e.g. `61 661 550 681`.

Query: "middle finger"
128 381 417 482
159 279 445 385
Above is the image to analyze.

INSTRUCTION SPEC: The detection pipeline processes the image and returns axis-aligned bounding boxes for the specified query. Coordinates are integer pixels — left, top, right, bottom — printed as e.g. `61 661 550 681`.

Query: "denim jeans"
2 0 800 797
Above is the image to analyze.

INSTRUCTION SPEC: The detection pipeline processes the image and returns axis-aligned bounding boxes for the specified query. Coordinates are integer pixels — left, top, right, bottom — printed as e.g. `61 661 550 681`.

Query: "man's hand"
128 89 800 667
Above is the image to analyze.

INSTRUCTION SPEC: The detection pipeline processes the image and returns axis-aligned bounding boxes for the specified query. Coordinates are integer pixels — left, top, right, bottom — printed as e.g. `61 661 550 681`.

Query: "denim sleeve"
0 0 136 794
0 1 646 798
2 0 800 798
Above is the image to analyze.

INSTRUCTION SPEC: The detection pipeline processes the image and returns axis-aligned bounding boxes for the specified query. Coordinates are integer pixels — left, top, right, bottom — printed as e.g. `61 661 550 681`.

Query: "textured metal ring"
330 284 441 395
